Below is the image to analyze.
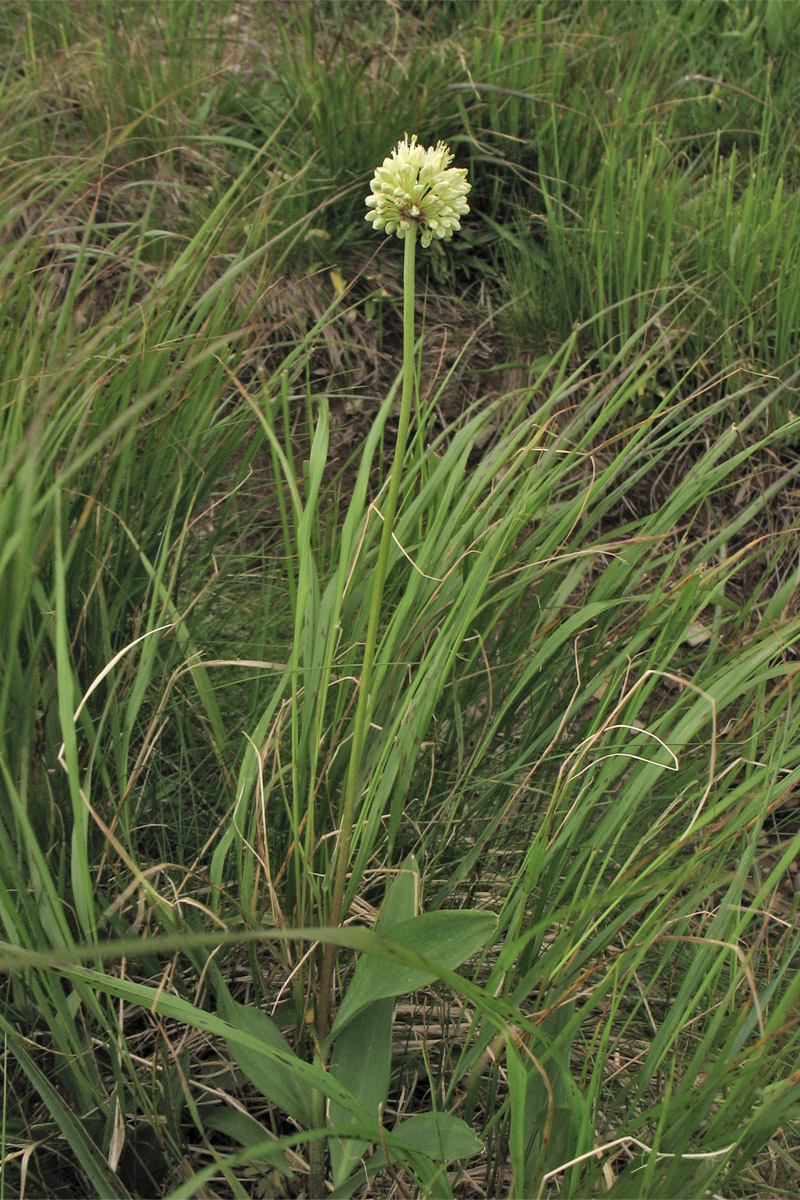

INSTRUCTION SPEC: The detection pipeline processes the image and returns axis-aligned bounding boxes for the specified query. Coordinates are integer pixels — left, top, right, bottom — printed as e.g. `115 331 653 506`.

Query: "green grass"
2 1 800 1197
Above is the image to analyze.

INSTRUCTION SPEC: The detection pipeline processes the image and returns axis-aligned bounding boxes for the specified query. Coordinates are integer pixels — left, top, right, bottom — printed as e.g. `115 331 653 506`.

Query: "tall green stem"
317 227 418 1039
309 225 417 1200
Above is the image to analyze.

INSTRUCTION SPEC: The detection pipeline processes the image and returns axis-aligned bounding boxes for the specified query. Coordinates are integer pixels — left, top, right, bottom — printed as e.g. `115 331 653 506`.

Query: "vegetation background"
2 0 800 1196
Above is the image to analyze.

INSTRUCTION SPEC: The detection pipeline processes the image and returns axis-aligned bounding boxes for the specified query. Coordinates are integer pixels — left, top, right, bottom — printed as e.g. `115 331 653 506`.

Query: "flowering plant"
365 133 471 248
318 131 470 1107
310 133 472 1193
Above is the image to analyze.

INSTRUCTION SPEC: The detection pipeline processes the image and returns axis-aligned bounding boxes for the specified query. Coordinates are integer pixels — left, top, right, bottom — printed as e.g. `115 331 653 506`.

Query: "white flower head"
365 133 471 249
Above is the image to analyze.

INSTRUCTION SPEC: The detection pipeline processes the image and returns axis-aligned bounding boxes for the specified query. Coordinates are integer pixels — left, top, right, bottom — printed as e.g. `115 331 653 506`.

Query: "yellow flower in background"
365 133 471 248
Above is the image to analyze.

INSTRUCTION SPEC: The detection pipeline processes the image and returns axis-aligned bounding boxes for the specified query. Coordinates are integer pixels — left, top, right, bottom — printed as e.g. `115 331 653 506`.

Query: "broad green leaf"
376 1112 482 1165
376 854 420 932
216 993 313 1128
202 1107 275 1148
514 1004 575 1192
329 997 393 1187
505 1040 529 1197
329 855 420 1187
330 909 496 1039
201 1106 295 1190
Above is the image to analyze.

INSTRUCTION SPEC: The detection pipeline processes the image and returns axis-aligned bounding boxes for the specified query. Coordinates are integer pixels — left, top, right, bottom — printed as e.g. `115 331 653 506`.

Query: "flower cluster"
365 134 471 248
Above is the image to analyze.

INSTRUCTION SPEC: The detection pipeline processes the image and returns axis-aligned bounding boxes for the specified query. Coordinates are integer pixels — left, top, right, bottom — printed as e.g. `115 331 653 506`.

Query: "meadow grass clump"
2 3 800 1198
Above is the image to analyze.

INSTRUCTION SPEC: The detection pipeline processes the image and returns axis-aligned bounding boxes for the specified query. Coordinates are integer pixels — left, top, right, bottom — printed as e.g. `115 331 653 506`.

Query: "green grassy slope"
1 2 800 1196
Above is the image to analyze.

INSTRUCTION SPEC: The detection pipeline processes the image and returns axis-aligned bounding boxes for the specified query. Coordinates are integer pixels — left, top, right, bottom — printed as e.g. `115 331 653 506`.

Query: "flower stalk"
317 225 418 1042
